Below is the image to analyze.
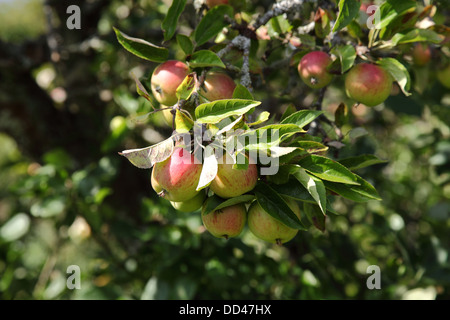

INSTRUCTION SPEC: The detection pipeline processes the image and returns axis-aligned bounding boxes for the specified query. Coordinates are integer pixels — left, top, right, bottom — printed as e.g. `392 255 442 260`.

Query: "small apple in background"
209 153 258 199
200 72 236 101
297 51 334 89
201 202 247 239
151 147 202 202
412 43 431 67
151 60 189 106
437 63 450 88
205 0 228 8
345 63 393 107
171 191 206 212
247 197 301 245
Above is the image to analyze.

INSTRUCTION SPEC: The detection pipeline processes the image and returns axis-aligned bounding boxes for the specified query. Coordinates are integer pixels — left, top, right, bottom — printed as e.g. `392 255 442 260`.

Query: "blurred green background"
0 0 449 300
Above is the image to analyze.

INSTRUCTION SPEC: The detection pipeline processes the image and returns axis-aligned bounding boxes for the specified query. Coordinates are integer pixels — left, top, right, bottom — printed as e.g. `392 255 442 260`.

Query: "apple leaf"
194 5 234 46
188 50 226 69
377 57 411 96
232 84 254 100
162 0 187 41
332 0 360 32
239 124 304 152
280 110 323 129
391 29 444 45
119 137 174 169
176 73 196 101
247 111 270 127
298 154 359 185
196 146 218 191
324 174 382 202
329 45 356 74
254 182 306 230
374 0 416 30
195 99 261 124
338 154 387 171
303 203 326 232
202 194 255 216
289 165 327 214
113 27 169 63
175 109 194 133
176 34 194 55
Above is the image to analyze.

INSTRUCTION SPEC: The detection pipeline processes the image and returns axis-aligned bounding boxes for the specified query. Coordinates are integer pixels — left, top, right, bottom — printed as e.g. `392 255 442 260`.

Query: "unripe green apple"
201 201 247 239
297 51 333 89
206 0 228 8
200 72 236 101
345 63 393 107
210 154 258 198
171 191 206 212
412 43 431 67
247 198 301 245
151 60 189 106
151 147 202 202
437 63 450 89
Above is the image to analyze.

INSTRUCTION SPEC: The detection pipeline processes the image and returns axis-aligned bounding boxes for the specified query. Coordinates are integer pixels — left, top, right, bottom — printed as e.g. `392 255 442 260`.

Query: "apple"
171 191 206 212
201 201 247 239
151 147 202 202
297 51 333 89
205 0 228 8
345 63 393 107
247 197 301 245
209 153 258 198
412 43 431 67
151 60 189 106
200 72 236 101
437 63 450 88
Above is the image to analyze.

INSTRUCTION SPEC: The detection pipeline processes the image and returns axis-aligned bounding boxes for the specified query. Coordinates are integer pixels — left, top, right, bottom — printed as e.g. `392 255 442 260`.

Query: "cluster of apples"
149 59 302 244
297 50 394 107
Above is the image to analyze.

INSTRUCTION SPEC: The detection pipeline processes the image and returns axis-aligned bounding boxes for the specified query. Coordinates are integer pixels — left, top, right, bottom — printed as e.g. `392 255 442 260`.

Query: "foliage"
0 0 449 300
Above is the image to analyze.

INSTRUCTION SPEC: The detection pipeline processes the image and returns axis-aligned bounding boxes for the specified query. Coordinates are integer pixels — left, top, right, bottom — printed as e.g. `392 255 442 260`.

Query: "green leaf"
314 7 330 39
195 99 260 124
202 194 255 215
338 154 387 171
333 0 361 32
119 137 174 169
175 109 194 133
188 50 226 68
196 146 218 191
239 124 304 152
324 174 381 202
330 45 356 74
254 182 306 230
290 166 327 214
233 84 254 100
176 73 196 101
390 29 444 45
280 110 323 129
113 27 169 63
280 104 297 122
194 5 234 46
162 0 187 41
377 57 411 96
298 154 359 185
176 34 194 55
247 111 270 127
374 0 416 30
292 140 328 154
303 203 326 232
334 103 348 128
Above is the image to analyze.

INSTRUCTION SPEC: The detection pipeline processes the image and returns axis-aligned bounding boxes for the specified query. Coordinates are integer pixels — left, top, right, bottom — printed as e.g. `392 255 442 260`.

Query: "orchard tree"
114 0 448 245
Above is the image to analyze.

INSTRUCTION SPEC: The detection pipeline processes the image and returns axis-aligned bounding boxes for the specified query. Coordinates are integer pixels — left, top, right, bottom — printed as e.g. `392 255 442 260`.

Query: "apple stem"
276 238 282 246
157 190 166 198
223 235 229 240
